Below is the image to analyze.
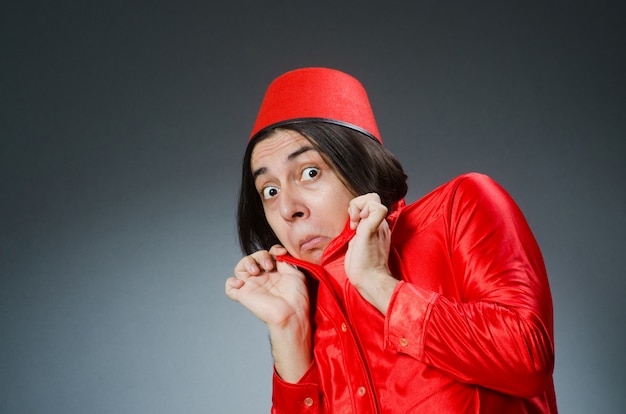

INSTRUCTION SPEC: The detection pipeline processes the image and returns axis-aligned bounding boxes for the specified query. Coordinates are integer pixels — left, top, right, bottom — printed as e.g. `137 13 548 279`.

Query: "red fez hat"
249 67 382 144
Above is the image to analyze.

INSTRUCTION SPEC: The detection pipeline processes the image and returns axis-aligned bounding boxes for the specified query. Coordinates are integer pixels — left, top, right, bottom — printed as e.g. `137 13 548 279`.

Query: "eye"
262 186 280 200
301 167 320 181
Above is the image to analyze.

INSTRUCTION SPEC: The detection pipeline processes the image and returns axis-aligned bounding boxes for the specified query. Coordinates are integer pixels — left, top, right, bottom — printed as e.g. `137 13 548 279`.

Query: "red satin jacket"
271 173 558 413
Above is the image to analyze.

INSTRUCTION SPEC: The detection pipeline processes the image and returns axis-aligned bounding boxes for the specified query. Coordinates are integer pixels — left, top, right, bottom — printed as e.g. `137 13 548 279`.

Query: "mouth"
299 235 327 252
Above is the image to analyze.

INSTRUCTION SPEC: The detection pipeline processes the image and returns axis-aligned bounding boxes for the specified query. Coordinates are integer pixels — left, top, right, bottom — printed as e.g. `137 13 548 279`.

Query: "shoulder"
448 173 519 216
452 172 506 193
394 173 516 230
405 172 503 211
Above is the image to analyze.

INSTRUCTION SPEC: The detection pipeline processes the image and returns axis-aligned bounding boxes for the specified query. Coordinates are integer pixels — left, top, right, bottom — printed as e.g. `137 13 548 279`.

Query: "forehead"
250 129 315 169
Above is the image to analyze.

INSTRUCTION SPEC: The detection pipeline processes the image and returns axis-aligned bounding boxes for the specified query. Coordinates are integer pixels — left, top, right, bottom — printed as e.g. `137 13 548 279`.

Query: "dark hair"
237 121 408 255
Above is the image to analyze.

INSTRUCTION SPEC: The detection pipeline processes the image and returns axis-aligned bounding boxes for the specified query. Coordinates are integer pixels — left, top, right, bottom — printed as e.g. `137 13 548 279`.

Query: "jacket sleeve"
384 173 555 398
271 362 322 413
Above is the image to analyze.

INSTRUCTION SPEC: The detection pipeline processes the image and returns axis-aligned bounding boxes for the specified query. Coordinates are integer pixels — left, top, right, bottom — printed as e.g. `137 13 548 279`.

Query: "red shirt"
272 173 558 413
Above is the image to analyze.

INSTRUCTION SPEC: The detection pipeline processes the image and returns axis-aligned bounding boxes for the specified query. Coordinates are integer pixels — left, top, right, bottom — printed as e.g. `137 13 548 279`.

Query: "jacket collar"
277 198 406 270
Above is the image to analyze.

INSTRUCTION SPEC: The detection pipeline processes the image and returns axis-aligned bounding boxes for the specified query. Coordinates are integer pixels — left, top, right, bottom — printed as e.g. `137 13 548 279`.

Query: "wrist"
268 315 311 345
268 318 313 383
358 270 399 315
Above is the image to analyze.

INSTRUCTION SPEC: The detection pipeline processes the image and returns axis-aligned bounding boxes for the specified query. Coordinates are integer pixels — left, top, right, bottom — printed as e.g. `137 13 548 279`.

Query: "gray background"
1 1 624 413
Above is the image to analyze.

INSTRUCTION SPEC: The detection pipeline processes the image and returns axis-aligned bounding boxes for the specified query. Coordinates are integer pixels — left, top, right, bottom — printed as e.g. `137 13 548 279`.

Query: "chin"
301 250 323 265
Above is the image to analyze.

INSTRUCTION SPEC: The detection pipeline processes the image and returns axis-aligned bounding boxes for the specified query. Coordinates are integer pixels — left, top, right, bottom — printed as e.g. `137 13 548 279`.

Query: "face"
251 129 355 264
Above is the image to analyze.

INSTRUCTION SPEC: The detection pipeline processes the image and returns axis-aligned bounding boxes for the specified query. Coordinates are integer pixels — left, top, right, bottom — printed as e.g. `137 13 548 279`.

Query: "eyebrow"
252 145 315 181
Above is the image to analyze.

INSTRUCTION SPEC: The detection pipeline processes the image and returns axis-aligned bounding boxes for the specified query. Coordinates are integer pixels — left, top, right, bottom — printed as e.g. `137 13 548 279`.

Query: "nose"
279 186 308 221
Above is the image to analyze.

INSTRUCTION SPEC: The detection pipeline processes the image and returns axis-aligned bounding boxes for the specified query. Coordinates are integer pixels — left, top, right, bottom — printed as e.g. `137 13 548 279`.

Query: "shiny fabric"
271 173 558 413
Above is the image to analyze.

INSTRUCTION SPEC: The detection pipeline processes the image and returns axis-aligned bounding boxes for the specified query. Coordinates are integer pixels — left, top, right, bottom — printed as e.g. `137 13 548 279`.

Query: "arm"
344 193 399 314
225 245 312 383
385 174 554 397
227 247 327 412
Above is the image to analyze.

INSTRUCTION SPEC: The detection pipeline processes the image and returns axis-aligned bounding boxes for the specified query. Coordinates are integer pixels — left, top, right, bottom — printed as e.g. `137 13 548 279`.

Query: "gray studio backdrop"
1 1 624 413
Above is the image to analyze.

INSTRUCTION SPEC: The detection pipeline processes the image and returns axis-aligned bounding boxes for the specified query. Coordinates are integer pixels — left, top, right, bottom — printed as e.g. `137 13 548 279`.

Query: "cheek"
264 211 280 234
327 199 351 230
334 210 350 230
265 212 291 244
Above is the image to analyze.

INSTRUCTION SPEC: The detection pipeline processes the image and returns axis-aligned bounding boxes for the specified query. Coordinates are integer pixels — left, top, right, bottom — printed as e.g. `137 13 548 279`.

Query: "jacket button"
341 323 347 332
399 337 409 347
303 397 314 407
357 386 366 396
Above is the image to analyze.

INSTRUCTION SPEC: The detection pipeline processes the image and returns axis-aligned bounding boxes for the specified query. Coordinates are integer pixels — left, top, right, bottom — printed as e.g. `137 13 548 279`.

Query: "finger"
234 255 260 278
349 194 386 230
359 203 387 234
275 260 305 281
349 197 367 229
350 193 382 208
269 244 287 257
349 193 381 219
234 250 275 277
225 277 244 301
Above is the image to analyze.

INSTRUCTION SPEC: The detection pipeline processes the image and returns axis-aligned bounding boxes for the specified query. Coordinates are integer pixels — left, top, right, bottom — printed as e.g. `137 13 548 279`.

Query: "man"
226 67 557 413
